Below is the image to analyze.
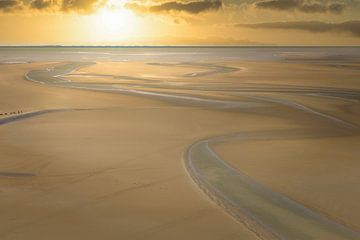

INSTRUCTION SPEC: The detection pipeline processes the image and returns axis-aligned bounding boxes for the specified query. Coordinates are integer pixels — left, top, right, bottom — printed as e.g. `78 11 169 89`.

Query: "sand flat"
213 135 360 230
0 63 261 240
1 53 359 239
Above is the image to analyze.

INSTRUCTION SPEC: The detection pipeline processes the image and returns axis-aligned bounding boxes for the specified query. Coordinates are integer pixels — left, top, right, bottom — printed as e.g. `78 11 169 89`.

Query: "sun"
87 1 138 42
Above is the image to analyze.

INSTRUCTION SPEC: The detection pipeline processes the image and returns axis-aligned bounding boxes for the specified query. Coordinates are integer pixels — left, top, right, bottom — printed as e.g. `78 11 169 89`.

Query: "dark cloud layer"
0 0 223 14
30 0 51 9
62 0 105 12
151 0 222 13
255 0 346 14
0 0 23 11
236 20 360 37
0 0 104 12
126 0 222 14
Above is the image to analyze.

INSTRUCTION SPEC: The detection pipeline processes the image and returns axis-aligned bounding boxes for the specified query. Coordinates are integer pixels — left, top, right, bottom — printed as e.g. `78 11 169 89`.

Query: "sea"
0 46 359 63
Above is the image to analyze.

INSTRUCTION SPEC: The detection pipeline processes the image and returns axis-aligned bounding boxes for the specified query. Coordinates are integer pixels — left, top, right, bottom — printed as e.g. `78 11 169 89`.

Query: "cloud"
236 20 360 37
0 0 106 13
256 0 301 10
0 0 23 11
150 0 222 13
61 0 105 13
255 0 346 14
30 0 51 9
126 0 223 14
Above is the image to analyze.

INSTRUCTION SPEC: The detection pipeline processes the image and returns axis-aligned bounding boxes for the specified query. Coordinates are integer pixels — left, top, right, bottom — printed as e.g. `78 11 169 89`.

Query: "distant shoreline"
0 45 359 48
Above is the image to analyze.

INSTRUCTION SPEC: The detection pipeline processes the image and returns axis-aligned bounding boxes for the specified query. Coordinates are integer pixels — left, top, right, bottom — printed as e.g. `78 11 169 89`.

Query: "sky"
0 0 359 45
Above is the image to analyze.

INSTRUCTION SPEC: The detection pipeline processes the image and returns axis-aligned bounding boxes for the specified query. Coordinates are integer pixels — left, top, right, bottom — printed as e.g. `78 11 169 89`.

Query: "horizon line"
0 45 360 48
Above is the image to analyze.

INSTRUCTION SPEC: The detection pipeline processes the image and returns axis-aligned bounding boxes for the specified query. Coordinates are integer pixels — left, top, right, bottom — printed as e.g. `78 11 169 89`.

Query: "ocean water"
0 46 359 63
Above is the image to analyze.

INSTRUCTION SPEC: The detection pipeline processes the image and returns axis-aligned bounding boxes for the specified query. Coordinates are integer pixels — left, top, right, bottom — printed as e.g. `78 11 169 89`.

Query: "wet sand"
1 52 359 240
213 134 360 231
0 63 259 240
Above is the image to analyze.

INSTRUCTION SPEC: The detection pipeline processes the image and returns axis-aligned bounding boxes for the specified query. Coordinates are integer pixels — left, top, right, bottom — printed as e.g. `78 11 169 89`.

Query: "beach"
0 47 359 240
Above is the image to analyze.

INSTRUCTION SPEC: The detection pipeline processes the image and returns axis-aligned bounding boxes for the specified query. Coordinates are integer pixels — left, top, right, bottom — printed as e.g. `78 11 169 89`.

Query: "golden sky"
0 0 359 45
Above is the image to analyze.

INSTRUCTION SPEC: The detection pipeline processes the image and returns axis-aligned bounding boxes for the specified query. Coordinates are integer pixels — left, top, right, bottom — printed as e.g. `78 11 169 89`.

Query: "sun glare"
88 1 138 42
